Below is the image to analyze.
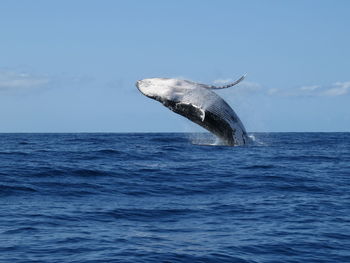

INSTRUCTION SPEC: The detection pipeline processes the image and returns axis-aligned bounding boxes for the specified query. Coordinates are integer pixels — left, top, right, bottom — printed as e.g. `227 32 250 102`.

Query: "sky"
0 0 349 132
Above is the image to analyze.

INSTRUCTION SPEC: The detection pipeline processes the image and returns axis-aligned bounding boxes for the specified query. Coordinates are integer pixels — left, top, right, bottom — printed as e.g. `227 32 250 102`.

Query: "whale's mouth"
135 80 142 90
135 80 146 96
135 80 142 87
136 80 157 100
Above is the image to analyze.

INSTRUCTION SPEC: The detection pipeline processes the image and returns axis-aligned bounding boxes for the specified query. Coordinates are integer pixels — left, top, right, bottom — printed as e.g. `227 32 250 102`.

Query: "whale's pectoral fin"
197 74 247 89
174 102 205 122
194 105 205 121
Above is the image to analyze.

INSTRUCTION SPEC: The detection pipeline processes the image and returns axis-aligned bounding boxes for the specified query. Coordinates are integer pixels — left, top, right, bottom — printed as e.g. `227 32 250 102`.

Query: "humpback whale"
136 75 249 146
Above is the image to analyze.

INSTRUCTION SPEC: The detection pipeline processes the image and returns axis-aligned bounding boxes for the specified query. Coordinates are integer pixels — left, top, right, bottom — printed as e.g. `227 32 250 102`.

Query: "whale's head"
136 78 194 102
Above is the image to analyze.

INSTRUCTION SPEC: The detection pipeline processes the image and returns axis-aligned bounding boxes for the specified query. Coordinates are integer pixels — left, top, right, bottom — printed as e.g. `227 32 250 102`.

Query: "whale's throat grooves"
163 99 236 146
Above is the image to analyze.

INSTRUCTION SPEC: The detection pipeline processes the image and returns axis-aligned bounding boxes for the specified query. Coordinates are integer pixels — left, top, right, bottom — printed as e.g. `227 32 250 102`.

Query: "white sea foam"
190 133 268 147
189 133 237 146
248 134 268 146
188 133 217 146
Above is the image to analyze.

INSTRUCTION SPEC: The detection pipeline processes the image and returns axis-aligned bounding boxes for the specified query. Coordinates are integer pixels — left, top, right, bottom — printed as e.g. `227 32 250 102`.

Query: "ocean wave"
0 133 349 263
0 151 29 156
0 184 37 196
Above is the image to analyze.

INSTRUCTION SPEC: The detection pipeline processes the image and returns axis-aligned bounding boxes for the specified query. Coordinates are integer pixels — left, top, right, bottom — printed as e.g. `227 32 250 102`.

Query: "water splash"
189 133 268 147
188 133 218 146
248 133 268 146
189 133 238 146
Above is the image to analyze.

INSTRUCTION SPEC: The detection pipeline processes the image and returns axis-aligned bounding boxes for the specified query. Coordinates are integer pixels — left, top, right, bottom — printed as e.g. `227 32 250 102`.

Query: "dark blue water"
0 133 349 263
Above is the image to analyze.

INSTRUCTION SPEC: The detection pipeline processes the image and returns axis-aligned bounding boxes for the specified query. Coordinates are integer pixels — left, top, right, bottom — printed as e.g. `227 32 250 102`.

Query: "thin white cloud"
322 81 350 96
0 70 49 91
228 81 262 97
265 81 350 97
267 88 279 95
300 85 320 91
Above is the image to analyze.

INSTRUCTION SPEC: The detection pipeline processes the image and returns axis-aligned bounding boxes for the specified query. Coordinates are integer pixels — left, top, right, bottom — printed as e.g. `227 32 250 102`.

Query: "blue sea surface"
0 133 349 263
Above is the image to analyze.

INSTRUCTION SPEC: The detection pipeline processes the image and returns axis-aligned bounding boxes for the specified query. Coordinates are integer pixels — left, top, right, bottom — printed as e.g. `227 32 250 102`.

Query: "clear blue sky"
1 0 349 132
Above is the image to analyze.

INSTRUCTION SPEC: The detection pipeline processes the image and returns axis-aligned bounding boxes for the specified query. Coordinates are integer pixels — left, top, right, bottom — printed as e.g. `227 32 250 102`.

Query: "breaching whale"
136 75 249 146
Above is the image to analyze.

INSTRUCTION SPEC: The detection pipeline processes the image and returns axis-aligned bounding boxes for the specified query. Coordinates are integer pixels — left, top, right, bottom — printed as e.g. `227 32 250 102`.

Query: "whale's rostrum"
136 75 249 146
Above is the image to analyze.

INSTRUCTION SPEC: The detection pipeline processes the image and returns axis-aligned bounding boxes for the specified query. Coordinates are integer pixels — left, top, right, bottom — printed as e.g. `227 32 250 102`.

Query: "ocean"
0 133 349 263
